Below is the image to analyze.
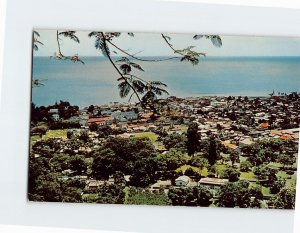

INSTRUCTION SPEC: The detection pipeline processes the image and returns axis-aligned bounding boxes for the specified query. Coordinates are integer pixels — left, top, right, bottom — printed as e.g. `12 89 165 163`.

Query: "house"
49 108 60 121
239 138 254 147
175 175 190 186
150 180 172 190
86 180 105 190
221 141 239 151
112 111 138 122
87 117 113 126
52 113 60 121
198 177 229 197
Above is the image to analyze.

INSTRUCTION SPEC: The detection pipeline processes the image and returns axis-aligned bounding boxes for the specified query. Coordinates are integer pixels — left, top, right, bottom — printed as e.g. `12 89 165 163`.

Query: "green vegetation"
43 129 67 140
125 188 170 206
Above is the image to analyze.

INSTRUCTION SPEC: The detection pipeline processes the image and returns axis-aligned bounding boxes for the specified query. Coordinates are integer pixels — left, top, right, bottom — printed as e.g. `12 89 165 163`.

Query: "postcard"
29 30 299 209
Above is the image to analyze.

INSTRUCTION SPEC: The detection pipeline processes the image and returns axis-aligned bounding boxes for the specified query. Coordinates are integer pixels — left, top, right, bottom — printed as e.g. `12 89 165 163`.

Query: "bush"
221 167 240 182
286 170 294 175
270 181 284 194
240 161 252 172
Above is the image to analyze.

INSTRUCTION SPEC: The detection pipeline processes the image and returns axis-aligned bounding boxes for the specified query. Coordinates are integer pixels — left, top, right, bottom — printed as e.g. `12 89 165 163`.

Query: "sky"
33 29 300 57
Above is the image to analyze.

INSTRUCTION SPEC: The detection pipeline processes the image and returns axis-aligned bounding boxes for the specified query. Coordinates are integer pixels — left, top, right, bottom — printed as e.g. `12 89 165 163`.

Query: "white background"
0 0 299 233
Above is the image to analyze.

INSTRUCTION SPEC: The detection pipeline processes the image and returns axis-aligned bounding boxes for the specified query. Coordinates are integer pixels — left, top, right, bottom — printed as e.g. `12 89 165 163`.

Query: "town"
28 92 299 208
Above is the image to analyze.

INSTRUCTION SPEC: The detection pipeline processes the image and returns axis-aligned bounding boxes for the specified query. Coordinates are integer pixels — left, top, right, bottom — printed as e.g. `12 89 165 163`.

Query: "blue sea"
32 56 300 107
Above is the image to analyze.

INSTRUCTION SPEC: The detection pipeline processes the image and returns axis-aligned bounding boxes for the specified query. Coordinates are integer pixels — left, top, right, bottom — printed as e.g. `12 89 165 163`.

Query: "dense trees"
221 167 241 182
162 133 187 151
126 188 170 206
168 186 213 206
273 187 296 209
186 122 200 155
218 181 263 208
205 135 220 166
96 183 125 204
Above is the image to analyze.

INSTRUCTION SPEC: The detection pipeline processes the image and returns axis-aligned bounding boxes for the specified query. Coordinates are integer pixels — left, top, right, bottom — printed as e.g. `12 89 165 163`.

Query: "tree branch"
100 32 144 107
161 33 185 56
56 30 62 55
107 40 180 62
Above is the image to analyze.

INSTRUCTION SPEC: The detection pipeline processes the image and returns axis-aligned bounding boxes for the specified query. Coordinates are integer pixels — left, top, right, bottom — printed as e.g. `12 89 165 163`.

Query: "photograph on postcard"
29 30 299 209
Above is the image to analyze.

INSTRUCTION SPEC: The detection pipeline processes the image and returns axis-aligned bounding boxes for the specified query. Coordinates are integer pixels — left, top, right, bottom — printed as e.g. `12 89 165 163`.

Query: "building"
87 117 113 126
175 175 190 186
112 111 138 122
198 177 229 197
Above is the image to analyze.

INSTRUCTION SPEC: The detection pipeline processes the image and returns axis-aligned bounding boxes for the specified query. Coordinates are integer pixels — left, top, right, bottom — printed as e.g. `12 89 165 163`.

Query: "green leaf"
116 57 130 63
120 64 131 74
210 35 222 48
130 63 144 71
132 80 146 93
88 31 101 37
142 91 156 103
118 81 131 98
59 31 80 43
33 31 40 37
149 81 167 87
193 35 203 40
164 36 171 41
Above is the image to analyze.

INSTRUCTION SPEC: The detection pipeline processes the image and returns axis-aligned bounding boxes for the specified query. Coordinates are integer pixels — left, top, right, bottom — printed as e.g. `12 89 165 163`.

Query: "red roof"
280 134 293 140
259 123 269 128
88 117 113 124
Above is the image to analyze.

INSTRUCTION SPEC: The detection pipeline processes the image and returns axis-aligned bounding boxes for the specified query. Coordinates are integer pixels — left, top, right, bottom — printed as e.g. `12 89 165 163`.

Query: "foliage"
240 160 252 172
96 183 125 204
189 155 209 171
220 167 241 182
217 181 263 208
168 186 213 206
204 135 220 166
273 187 296 209
186 122 200 155
270 180 285 194
92 148 119 179
69 155 88 175
157 148 188 171
162 133 187 151
126 187 170 206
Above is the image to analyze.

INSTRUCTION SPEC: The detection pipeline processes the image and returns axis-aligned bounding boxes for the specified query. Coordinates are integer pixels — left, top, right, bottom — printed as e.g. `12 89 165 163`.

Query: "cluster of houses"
41 94 299 201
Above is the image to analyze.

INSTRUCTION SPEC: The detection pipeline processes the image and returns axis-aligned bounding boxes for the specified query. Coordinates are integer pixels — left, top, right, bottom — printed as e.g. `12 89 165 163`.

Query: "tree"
273 187 296 209
78 130 89 142
89 122 98 131
188 155 209 177
218 181 263 208
221 167 241 182
96 183 125 204
157 148 187 171
87 104 95 114
277 153 295 169
91 148 119 179
32 173 63 202
205 135 220 166
168 186 213 207
186 122 200 155
240 160 252 172
270 180 285 194
69 155 88 175
229 150 239 166
162 133 187 151
126 187 170 206
130 156 158 187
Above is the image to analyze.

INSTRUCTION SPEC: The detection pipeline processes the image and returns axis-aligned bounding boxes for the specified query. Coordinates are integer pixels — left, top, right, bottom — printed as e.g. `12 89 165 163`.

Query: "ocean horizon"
32 56 300 107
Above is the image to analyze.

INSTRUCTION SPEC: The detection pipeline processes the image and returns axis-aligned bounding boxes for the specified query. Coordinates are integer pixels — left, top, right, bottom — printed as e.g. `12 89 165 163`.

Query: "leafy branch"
51 30 85 64
33 31 43 51
88 32 170 110
107 40 180 62
33 30 222 111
